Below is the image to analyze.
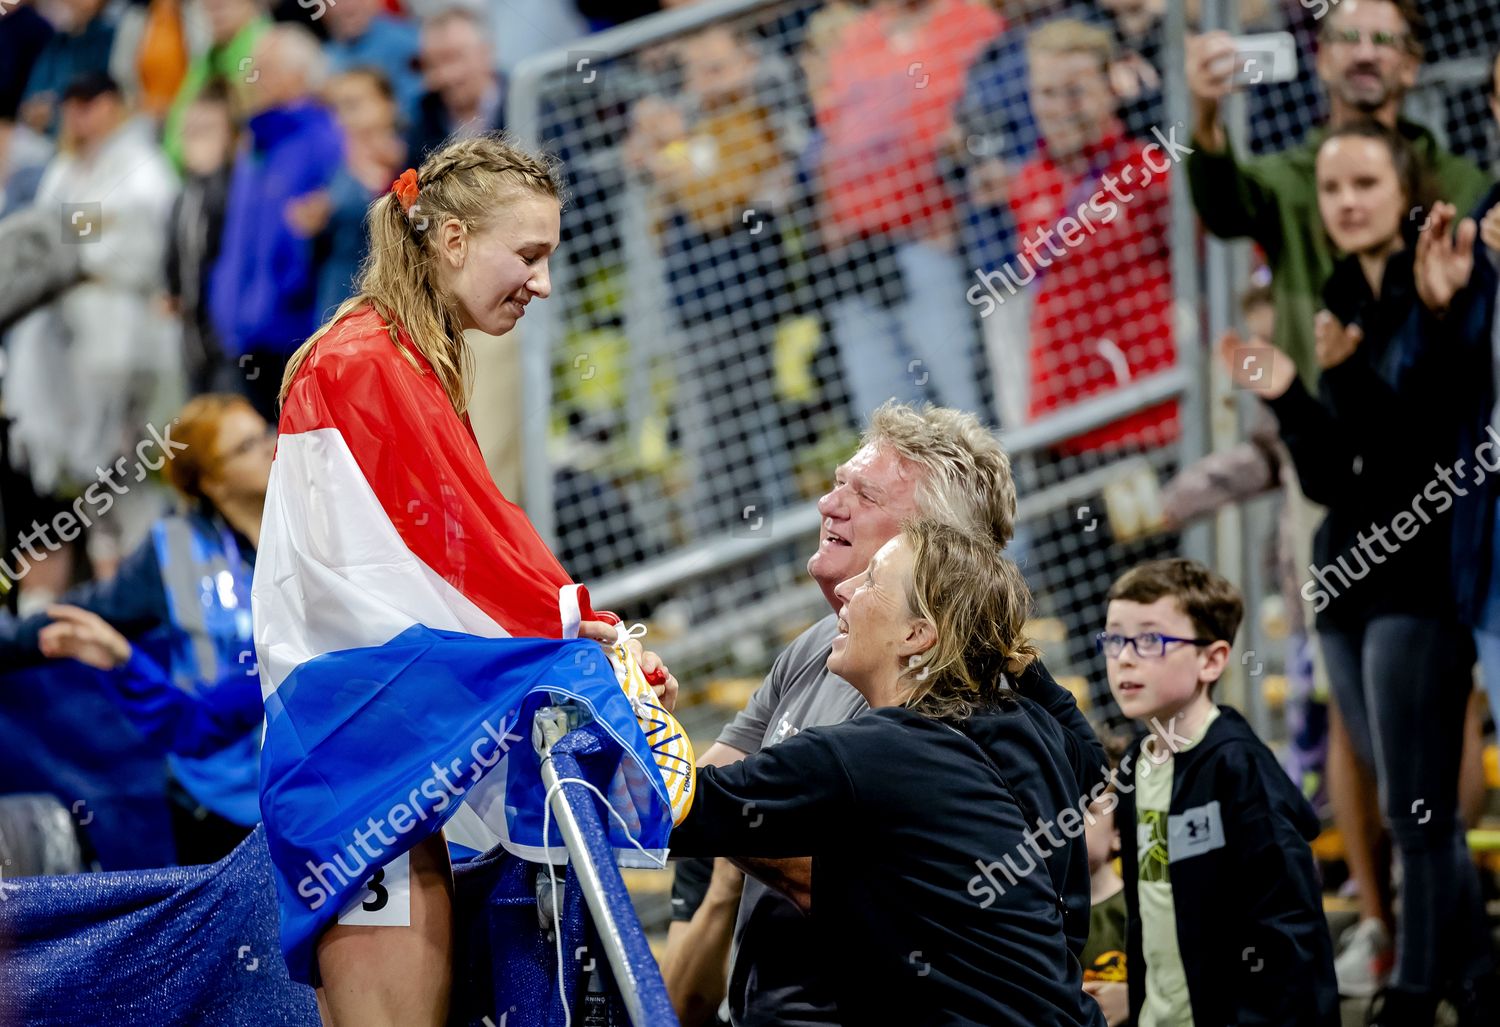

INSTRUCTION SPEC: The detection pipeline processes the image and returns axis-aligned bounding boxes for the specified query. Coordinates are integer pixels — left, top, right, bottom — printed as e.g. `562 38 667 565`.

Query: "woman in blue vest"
0 393 273 863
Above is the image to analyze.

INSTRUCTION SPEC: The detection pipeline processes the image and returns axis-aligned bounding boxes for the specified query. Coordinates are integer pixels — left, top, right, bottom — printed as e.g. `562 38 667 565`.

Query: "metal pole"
1164 0 1211 568
534 709 673 1027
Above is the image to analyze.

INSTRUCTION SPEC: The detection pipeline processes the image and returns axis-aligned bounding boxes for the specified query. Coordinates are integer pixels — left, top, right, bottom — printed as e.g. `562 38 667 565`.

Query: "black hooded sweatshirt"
1117 706 1339 1026
670 693 1106 1027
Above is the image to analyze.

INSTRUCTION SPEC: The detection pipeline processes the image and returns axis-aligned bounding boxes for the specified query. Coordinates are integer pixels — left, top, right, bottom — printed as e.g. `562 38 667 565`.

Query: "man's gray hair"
862 401 1017 547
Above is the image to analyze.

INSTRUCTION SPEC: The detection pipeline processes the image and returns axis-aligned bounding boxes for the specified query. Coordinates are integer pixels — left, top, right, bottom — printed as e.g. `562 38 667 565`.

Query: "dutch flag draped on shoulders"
252 306 692 983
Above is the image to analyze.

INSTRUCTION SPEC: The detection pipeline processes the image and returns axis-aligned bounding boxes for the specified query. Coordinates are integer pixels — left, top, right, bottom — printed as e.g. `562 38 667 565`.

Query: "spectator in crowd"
987 19 1179 710
20 0 119 135
1104 558 1339 1025
407 7 503 164
161 0 269 168
1185 0 1491 385
1001 18 1176 450
209 23 342 421
1165 274 1491 855
110 0 208 120
165 80 236 395
0 1 57 126
4 71 178 588
1185 3 1493 996
1079 746 1128 1027
813 0 1001 423
958 0 1100 199
676 401 1104 1025
670 519 1106 1027
0 393 272 865
624 24 797 535
956 0 1098 409
321 0 421 117
292 67 408 324
1413 47 1500 793
1236 124 1494 1024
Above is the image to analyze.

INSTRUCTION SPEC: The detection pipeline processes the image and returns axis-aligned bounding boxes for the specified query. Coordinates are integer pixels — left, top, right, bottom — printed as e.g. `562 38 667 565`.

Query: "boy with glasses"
1101 558 1338 1026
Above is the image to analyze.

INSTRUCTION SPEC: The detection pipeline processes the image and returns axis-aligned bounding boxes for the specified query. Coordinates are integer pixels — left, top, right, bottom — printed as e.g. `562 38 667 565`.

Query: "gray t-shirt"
716 614 865 1027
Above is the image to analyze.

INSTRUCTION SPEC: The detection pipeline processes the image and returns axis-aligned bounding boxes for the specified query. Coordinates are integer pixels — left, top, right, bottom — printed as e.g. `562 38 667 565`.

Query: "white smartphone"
1229 31 1299 87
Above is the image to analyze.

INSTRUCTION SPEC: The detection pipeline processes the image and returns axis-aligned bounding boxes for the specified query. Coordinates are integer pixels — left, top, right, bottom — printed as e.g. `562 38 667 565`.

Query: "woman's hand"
38 605 132 670
1413 201 1477 316
1314 310 1363 370
1481 204 1500 259
1218 328 1294 400
578 619 681 712
1082 981 1129 1026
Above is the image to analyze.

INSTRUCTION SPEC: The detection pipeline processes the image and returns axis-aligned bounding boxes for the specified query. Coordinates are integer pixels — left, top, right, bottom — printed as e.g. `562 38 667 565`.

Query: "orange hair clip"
391 168 419 212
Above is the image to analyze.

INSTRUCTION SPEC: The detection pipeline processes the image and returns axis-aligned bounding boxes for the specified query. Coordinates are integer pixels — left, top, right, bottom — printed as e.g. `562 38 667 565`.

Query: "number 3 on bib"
336 851 412 927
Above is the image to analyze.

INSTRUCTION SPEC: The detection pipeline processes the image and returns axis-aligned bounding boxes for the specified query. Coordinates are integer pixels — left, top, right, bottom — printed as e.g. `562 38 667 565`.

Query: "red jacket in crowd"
1009 124 1178 452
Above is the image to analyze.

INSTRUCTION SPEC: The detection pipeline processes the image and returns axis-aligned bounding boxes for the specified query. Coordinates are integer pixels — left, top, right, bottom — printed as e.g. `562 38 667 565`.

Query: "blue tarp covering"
0 725 678 1027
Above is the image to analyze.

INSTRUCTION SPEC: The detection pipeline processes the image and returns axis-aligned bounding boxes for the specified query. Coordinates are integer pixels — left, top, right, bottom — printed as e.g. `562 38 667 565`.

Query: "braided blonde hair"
279 133 564 414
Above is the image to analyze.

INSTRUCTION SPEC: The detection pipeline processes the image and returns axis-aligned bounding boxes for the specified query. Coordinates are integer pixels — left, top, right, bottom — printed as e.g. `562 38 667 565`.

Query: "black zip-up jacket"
1265 246 1461 629
671 693 1106 1027
1118 706 1338 1026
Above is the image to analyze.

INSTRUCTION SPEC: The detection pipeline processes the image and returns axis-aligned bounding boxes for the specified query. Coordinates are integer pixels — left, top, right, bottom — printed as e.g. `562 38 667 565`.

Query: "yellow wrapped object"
606 625 696 825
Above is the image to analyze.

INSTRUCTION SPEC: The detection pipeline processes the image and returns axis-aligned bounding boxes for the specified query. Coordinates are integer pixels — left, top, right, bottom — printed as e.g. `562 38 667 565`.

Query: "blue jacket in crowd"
210 102 344 358
0 512 263 829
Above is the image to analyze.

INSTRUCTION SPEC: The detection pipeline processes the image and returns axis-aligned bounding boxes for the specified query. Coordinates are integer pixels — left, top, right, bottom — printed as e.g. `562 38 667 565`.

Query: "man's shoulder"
767 613 847 706
762 615 865 728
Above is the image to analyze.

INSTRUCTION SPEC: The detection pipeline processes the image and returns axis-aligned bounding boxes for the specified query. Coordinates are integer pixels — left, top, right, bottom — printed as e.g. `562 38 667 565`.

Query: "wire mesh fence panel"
507 0 1499 732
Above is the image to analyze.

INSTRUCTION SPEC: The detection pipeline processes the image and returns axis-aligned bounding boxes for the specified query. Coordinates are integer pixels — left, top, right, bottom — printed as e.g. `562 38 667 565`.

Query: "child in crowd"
1102 558 1338 1026
1081 739 1128 1027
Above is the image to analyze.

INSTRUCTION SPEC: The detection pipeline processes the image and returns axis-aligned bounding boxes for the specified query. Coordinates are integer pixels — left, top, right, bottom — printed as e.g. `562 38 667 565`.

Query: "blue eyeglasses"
1095 632 1214 659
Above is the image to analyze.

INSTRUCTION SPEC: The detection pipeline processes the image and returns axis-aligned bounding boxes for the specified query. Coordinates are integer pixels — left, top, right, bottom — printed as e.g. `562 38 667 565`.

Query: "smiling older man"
666 401 1105 1027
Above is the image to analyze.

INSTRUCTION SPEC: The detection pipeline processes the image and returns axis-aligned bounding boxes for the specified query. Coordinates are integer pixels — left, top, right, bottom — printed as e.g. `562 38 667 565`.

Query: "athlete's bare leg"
315 832 454 1026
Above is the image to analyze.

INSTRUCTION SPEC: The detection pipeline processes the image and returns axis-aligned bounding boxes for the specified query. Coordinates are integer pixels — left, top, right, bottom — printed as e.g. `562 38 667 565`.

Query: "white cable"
540 771 669 1027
